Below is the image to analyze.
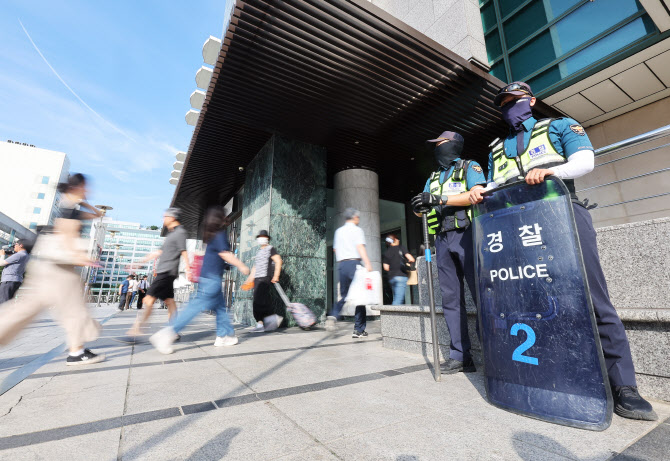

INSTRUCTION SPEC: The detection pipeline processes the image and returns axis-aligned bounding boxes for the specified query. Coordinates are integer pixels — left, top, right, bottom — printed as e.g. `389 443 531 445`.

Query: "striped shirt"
254 245 278 278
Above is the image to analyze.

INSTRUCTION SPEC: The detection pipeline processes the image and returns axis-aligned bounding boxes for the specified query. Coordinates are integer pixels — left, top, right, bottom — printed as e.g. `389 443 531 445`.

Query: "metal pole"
95 221 107 307
421 211 441 382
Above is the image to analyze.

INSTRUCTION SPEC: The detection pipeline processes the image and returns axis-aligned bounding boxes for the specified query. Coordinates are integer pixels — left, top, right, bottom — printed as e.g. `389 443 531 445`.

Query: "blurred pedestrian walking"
242 230 283 332
328 208 373 338
126 208 190 337
150 206 249 354
137 275 148 309
118 275 131 311
0 239 31 303
382 234 414 305
128 274 138 308
0 173 105 365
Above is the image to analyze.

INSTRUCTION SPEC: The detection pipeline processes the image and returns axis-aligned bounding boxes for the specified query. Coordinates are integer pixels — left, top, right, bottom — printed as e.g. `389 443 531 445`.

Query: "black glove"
411 193 441 210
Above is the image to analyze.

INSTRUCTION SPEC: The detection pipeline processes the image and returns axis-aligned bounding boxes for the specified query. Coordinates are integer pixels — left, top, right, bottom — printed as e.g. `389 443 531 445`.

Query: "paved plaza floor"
0 306 668 460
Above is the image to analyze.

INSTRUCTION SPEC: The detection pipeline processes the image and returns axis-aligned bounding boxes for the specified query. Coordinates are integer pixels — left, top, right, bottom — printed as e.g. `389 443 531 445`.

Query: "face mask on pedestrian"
257 237 269 246
501 97 533 132
385 237 394 245
434 140 463 169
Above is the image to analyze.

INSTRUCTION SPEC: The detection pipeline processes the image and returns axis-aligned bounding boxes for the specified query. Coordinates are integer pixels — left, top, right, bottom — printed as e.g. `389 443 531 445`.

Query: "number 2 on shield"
510 323 539 365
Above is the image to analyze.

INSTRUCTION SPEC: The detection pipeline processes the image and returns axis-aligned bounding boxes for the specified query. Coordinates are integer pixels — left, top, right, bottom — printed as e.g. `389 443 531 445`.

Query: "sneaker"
174 334 181 342
325 316 337 331
352 330 368 338
439 358 476 374
250 322 264 332
149 327 177 355
214 335 239 347
613 386 658 421
66 349 105 366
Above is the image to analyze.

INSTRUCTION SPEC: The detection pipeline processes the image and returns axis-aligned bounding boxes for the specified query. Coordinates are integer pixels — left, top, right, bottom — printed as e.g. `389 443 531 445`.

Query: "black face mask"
501 97 533 132
434 141 463 169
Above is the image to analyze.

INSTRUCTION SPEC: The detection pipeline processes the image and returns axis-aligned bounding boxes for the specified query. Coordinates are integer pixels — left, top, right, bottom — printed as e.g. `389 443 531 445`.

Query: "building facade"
87 219 164 297
0 141 70 230
172 0 670 326
0 211 34 247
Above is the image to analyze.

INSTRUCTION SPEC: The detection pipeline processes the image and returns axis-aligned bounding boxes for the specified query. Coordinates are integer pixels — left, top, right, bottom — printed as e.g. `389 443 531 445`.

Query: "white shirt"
333 222 366 262
129 280 138 292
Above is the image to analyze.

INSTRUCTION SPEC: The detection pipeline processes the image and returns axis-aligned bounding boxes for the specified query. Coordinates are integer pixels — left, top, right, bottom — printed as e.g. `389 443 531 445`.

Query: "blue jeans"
171 277 234 337
330 260 367 333
390 276 408 305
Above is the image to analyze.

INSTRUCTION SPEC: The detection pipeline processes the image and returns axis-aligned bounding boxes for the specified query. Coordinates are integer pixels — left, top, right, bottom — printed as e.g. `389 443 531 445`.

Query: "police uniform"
423 159 486 363
487 116 636 388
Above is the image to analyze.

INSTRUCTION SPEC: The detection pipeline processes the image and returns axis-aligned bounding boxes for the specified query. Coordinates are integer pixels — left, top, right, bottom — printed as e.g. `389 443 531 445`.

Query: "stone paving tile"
118 401 321 460
0 426 121 461
612 422 670 460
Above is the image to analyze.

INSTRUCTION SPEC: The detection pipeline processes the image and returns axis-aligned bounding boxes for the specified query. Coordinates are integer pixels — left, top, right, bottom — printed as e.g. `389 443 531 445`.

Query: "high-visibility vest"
490 118 566 185
426 160 472 235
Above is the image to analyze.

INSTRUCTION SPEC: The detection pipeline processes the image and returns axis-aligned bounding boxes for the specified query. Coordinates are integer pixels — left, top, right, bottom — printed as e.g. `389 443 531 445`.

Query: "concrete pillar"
334 169 381 272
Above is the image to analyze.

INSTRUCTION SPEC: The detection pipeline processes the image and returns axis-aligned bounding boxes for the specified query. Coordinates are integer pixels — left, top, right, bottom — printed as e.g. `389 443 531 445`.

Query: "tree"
149 225 159 230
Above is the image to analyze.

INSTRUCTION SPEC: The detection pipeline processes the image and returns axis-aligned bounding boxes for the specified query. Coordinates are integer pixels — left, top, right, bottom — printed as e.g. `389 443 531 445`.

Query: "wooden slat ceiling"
171 0 560 234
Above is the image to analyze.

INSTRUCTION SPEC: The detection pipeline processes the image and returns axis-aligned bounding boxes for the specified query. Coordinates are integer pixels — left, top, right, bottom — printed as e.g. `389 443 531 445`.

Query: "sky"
0 0 231 227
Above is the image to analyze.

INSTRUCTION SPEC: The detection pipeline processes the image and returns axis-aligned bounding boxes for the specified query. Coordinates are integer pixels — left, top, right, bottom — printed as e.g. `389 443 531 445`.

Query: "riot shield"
472 176 612 431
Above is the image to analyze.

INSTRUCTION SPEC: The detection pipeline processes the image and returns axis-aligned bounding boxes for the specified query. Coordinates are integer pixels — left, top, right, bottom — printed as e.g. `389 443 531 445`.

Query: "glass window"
562 16 656 76
552 0 642 56
41 176 49 184
29 222 37 230
37 193 45 199
546 0 582 19
503 1 548 49
481 2 498 32
509 30 556 80
489 60 508 82
485 30 503 61
499 0 527 18
33 207 41 214
526 65 562 93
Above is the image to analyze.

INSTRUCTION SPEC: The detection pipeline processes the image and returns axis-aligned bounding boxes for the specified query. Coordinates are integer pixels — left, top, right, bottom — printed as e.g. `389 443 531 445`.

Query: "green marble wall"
233 134 327 327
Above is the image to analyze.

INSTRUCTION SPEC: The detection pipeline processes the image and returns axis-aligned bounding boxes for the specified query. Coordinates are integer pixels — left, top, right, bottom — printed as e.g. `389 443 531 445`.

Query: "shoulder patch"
570 124 586 136
472 164 482 173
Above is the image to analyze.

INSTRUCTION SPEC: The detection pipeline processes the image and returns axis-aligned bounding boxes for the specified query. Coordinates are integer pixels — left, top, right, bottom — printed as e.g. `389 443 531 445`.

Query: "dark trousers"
573 203 636 387
118 292 128 309
435 227 477 362
0 281 21 304
137 291 146 309
253 277 274 322
330 260 367 332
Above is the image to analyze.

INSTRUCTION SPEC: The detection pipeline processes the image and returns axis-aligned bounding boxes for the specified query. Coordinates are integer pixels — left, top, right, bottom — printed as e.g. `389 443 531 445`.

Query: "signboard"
472 177 612 430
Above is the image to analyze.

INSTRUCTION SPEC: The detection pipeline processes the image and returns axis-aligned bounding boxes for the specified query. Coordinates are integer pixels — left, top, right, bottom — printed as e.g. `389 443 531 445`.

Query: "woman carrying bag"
382 234 415 305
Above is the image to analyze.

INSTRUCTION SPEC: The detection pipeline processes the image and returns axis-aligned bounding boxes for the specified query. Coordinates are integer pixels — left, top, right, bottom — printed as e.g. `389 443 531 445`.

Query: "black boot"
613 386 657 421
440 357 476 374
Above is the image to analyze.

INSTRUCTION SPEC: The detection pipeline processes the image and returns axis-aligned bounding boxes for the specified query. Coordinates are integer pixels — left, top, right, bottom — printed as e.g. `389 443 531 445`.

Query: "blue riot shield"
472 177 612 431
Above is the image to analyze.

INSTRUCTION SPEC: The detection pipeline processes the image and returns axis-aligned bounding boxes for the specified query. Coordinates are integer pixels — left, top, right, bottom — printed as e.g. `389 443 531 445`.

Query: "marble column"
233 134 327 327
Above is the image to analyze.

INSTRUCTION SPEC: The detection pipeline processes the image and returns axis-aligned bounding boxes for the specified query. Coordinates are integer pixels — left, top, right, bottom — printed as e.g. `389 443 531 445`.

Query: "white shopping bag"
341 266 382 316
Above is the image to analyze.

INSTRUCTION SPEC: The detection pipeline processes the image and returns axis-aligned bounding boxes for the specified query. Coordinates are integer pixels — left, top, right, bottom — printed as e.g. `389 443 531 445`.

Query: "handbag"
31 232 88 265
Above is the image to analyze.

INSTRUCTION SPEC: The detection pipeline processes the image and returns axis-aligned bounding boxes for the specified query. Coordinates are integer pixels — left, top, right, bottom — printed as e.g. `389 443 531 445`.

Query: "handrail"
576 125 670 206
594 124 670 157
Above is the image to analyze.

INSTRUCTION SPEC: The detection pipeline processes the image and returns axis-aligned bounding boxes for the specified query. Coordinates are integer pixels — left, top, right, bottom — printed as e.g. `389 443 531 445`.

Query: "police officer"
411 131 486 374
469 81 657 421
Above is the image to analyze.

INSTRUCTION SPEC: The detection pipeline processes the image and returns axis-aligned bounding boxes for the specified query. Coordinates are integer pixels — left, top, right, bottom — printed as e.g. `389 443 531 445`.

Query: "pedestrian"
327 208 373 338
150 206 249 354
128 274 138 308
469 81 656 421
0 173 105 365
126 208 190 337
411 131 487 373
0 239 31 303
382 234 414 305
118 275 131 311
241 230 283 332
137 275 149 309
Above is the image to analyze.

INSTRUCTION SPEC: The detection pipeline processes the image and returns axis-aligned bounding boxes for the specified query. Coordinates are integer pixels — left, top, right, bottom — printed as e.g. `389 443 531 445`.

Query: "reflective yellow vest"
490 118 566 185
426 161 472 235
